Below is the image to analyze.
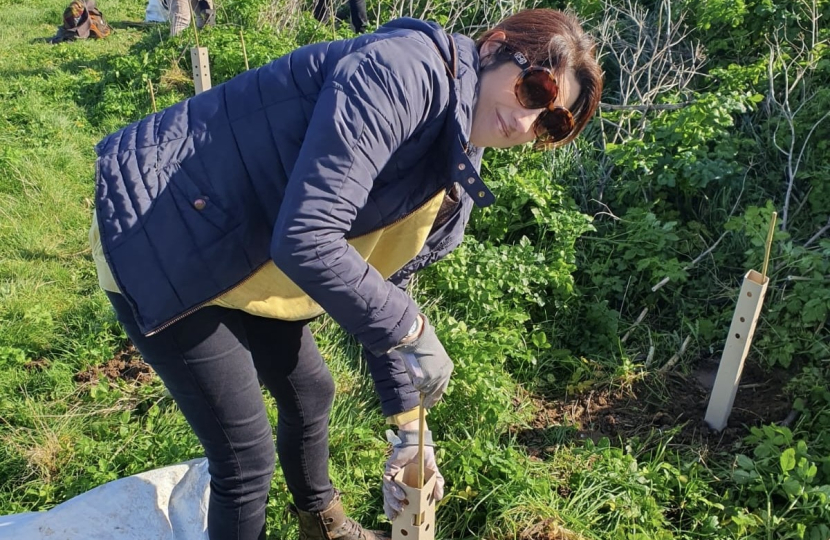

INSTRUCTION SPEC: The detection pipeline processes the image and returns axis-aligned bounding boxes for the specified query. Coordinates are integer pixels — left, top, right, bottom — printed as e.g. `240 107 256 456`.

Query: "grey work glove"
382 429 445 521
392 315 453 408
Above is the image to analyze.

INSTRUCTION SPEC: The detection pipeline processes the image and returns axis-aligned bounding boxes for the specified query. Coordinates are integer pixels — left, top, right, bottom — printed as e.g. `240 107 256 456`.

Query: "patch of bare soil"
74 344 154 385
515 358 793 457
517 518 584 540
23 357 50 371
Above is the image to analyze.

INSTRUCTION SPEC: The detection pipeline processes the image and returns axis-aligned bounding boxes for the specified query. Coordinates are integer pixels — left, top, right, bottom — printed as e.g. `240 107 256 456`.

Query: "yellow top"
90 189 446 321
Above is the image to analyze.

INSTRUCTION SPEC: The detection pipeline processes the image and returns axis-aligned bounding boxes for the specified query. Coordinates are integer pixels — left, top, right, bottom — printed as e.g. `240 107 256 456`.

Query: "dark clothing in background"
313 0 368 33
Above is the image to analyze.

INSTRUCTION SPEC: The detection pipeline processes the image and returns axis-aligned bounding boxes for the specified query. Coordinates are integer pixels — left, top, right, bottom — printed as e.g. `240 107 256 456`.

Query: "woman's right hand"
392 315 453 408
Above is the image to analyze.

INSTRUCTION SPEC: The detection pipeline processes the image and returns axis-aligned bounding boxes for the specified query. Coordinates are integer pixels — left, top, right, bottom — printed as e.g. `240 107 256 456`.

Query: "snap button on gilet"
193 198 207 210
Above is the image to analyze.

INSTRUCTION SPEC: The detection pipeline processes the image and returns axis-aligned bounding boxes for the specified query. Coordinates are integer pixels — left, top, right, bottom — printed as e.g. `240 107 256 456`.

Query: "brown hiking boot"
289 491 390 540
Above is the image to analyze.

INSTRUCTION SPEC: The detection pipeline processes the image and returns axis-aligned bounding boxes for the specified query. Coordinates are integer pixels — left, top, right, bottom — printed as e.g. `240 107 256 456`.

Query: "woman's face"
470 37 581 149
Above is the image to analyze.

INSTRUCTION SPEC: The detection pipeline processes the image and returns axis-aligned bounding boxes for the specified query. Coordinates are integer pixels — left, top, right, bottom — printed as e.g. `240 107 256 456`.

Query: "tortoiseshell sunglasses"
511 51 575 148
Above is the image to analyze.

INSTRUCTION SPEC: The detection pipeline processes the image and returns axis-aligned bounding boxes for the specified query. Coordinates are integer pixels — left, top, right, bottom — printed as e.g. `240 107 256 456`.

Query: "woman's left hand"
393 315 454 408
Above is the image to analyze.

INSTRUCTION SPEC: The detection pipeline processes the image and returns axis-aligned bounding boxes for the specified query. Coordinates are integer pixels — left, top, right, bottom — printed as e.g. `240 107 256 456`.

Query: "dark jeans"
107 293 336 540
313 0 368 33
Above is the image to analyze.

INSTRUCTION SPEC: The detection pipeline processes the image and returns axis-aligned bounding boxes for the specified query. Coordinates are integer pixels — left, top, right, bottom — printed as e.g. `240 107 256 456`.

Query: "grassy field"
1 0 829 539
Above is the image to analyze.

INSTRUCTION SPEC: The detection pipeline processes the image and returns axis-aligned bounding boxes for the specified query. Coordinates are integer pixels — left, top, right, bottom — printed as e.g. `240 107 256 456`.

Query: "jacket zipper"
145 186 449 336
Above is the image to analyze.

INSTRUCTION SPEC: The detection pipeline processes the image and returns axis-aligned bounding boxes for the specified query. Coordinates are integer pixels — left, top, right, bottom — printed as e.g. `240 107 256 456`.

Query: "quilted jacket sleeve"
270 37 448 356
364 271 420 417
364 186 474 415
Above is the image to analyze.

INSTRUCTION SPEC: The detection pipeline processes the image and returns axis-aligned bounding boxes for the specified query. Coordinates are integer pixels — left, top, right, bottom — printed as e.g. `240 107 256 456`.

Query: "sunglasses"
510 51 575 148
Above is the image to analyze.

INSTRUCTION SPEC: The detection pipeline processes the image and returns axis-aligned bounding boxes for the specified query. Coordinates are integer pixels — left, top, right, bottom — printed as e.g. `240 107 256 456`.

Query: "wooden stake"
240 29 250 71
147 79 157 113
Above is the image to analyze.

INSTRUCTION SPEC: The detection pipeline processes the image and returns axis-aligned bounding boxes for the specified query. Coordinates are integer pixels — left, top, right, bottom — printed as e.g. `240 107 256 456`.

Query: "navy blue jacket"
94 19 493 414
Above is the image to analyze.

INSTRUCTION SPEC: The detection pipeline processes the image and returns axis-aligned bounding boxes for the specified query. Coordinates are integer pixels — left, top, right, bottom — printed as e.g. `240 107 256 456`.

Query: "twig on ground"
786 275 830 281
778 409 800 428
644 328 656 367
651 231 727 293
659 335 692 372
621 307 649 343
651 164 750 292
591 199 621 221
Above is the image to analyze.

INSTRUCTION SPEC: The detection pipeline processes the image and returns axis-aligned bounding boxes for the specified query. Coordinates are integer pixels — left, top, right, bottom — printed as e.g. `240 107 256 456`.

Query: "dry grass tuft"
5 419 76 483
160 62 192 93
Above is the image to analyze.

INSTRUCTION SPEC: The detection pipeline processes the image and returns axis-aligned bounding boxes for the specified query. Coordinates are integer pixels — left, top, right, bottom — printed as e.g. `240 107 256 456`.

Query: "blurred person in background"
145 0 214 36
90 8 602 540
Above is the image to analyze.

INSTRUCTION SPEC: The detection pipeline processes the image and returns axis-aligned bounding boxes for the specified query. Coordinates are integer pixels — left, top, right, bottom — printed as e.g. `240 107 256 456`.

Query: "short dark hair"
477 9 603 146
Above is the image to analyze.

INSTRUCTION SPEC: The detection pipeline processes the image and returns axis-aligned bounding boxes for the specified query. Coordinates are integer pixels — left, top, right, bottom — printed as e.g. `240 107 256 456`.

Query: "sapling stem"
762 212 777 281
415 393 426 526
189 2 200 47
240 30 249 71
147 79 157 113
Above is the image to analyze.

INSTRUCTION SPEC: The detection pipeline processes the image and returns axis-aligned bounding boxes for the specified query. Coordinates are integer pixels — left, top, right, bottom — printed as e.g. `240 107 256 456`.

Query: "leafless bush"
256 0 539 35
258 0 313 33
571 0 705 201
376 0 539 34
763 0 829 234
594 0 705 146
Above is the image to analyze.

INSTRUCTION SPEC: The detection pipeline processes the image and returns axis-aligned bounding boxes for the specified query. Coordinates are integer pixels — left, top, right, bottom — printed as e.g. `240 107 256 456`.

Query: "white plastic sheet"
145 0 171 22
0 458 210 540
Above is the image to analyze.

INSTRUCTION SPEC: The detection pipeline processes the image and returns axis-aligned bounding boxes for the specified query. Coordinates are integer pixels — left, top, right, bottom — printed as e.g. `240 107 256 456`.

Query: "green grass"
1 1 829 539
0 0 144 359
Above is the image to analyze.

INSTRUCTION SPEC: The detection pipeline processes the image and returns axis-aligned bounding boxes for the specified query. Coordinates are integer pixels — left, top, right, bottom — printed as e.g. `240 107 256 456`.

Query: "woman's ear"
479 31 507 67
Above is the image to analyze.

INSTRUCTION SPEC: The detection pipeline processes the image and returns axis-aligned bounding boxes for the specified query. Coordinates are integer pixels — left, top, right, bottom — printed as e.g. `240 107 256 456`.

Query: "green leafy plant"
730 426 830 538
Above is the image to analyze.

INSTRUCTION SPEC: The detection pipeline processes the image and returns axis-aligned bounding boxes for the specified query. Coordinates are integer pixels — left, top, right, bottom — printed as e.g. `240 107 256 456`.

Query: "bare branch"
792 110 830 181
621 307 649 343
804 217 830 248
596 0 704 147
600 101 693 111
765 12 830 231
651 232 729 293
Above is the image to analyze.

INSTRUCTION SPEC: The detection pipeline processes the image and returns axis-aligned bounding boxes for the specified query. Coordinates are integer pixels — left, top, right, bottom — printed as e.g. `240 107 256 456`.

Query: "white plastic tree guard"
0 459 210 540
391 395 436 540
705 212 777 432
704 269 770 432
391 464 437 540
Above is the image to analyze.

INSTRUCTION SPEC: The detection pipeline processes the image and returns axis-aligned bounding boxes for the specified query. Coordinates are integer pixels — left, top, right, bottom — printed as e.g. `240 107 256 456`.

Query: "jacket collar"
448 34 492 207
382 18 493 207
